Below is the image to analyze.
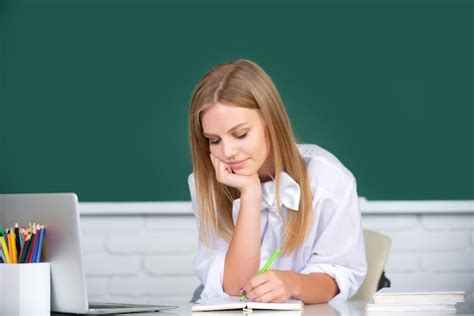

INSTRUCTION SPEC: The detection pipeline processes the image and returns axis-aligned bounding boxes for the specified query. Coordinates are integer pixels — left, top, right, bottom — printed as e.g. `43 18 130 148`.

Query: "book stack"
366 288 465 314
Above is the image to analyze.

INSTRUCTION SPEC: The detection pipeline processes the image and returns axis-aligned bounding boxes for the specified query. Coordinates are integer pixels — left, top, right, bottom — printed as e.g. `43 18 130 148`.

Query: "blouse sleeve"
188 174 229 299
299 178 367 302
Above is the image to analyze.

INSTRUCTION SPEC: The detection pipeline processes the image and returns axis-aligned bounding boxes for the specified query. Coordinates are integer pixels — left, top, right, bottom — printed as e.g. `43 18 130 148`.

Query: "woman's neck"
258 154 275 183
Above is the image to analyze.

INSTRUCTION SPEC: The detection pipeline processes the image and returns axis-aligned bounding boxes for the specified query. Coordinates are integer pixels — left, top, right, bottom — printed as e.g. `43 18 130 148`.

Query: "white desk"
119 299 474 316
162 301 366 315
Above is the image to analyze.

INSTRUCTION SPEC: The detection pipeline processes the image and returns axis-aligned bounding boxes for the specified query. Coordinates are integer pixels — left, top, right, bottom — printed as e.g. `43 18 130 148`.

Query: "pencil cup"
0 263 51 315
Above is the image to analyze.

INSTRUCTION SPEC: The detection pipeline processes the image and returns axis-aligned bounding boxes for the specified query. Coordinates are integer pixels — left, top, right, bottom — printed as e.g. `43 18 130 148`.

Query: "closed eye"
207 130 248 145
208 138 220 145
236 132 248 139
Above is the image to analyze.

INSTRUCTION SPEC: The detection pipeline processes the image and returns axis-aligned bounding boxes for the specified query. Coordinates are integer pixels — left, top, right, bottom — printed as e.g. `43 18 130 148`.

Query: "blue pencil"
0 246 5 263
34 226 45 263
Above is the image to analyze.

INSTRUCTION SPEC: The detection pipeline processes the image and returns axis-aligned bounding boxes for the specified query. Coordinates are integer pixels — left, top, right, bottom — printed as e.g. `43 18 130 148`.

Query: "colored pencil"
19 233 32 264
10 230 18 263
32 226 41 263
0 234 10 263
7 229 12 261
34 226 45 263
0 223 47 264
14 223 21 254
27 225 39 263
0 246 5 263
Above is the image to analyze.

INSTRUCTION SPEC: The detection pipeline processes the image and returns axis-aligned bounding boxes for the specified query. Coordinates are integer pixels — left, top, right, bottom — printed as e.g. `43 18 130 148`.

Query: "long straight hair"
188 59 312 254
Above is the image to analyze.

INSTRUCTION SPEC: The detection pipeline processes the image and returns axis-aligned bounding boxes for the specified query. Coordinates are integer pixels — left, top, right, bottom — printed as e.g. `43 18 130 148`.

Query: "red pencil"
27 225 39 263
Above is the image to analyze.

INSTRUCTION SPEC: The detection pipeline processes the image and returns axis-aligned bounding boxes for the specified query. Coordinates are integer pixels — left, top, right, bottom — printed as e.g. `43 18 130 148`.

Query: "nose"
221 139 237 159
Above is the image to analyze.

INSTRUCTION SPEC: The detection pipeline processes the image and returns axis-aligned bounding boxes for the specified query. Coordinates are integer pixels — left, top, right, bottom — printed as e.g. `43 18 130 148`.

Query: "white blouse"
188 144 367 302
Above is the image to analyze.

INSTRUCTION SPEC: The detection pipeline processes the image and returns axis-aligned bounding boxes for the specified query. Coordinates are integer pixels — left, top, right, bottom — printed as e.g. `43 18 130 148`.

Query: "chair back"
351 229 391 300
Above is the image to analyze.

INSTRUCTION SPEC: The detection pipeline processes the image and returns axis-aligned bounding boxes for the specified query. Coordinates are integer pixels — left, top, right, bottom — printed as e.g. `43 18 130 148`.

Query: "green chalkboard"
1 1 472 201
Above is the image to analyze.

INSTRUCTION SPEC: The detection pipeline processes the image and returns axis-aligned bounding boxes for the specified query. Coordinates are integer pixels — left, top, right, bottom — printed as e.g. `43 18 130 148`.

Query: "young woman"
188 59 367 304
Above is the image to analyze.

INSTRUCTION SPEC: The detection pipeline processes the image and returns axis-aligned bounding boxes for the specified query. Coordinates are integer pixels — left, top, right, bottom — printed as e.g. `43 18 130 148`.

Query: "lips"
228 158 249 170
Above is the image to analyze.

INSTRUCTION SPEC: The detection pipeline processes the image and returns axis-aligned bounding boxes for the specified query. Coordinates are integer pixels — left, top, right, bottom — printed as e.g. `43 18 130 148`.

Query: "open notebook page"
192 296 303 312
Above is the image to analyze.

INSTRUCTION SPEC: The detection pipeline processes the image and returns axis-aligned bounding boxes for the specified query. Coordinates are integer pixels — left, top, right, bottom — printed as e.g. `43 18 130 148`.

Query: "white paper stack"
365 288 465 314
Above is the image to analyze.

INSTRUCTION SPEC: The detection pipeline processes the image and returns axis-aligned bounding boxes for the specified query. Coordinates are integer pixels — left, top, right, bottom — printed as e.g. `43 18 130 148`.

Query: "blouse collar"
231 171 301 225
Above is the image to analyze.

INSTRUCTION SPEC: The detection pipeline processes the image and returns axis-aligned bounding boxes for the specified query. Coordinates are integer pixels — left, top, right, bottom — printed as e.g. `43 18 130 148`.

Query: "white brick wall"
79 202 474 306
80 215 200 306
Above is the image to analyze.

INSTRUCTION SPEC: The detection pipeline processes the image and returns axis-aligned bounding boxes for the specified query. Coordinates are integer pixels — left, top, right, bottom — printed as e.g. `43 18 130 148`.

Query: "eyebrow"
203 122 248 138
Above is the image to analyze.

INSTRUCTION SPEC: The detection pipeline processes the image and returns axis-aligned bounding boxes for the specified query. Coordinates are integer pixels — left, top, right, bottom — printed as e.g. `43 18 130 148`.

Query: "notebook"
191 296 303 312
0 193 177 314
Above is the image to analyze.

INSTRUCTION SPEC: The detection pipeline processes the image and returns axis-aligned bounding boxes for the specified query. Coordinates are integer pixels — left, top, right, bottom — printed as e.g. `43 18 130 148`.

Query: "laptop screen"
0 193 90 313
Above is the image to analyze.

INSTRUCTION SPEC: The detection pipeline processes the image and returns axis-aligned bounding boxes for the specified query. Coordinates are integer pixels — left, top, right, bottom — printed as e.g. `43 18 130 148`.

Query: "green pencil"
240 248 280 301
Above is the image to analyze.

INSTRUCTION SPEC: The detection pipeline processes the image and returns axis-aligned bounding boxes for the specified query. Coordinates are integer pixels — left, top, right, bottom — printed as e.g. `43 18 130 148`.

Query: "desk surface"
119 300 474 316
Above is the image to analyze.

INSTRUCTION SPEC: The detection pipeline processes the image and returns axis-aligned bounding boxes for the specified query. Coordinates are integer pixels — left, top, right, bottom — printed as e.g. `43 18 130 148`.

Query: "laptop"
0 193 177 314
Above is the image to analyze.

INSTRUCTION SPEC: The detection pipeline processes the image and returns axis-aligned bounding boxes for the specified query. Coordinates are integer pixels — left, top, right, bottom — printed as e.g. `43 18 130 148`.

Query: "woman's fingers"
243 273 270 300
247 282 274 302
244 271 292 303
209 153 261 192
210 153 232 183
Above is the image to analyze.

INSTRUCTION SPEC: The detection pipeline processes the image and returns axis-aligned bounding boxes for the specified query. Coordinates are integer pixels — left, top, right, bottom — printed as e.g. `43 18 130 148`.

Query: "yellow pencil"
7 231 14 263
10 230 18 263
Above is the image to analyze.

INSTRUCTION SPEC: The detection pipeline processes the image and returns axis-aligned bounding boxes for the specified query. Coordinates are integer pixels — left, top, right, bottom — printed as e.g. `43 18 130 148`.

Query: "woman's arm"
223 186 262 295
291 271 339 304
208 153 264 296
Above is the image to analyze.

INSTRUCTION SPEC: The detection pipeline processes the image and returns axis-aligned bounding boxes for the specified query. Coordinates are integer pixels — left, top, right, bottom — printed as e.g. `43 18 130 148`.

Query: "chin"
233 168 255 176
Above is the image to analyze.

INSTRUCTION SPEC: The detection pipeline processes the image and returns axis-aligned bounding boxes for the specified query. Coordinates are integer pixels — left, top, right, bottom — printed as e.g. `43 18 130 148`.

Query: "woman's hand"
242 270 297 303
210 153 260 194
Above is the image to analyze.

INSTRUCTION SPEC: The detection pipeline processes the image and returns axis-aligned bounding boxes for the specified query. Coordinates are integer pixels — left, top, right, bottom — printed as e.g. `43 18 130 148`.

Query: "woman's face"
201 102 274 179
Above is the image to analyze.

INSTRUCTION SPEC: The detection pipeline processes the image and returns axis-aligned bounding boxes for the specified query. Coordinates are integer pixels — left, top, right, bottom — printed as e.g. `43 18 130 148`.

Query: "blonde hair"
188 59 312 255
